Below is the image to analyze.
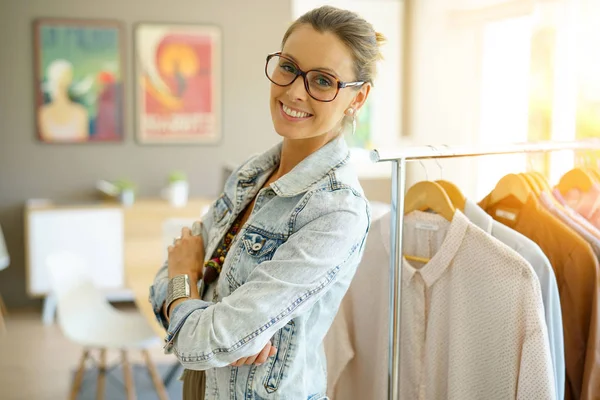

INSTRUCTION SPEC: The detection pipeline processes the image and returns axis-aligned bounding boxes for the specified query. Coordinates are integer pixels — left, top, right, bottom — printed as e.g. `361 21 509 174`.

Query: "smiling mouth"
279 101 313 120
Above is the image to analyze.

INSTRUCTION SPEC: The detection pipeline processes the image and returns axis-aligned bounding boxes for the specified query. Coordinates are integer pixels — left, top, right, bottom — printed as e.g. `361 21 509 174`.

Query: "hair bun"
375 31 387 45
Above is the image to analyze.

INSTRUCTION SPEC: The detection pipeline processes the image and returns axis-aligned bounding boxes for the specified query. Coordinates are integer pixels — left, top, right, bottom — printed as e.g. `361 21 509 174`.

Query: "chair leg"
121 350 137 400
96 348 107 400
0 291 7 316
163 361 183 387
142 349 169 400
0 292 6 334
70 349 89 400
42 294 57 325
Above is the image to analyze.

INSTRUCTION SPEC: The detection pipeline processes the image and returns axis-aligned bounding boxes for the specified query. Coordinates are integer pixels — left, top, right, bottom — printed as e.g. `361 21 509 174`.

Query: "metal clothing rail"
370 139 600 400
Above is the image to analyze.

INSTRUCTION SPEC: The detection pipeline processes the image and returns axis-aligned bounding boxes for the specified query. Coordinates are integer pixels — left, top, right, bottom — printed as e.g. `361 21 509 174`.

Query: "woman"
38 59 89 142
150 6 385 399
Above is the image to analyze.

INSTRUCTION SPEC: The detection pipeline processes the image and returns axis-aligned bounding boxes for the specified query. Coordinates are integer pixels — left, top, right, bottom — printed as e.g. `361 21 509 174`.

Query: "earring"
346 108 356 135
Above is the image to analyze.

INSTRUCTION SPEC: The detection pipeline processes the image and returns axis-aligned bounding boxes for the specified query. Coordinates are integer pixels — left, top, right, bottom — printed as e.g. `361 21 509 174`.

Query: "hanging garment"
324 209 391 400
399 210 554 400
554 185 600 229
540 192 600 256
464 198 564 400
480 194 600 400
553 188 600 237
540 188 600 239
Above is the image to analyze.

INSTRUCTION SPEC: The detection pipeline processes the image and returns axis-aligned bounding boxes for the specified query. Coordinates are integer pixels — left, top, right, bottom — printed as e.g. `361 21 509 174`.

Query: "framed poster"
33 19 124 143
134 23 222 144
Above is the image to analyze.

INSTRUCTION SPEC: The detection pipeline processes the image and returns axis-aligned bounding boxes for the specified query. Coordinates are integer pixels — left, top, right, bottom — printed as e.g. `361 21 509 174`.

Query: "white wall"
404 0 483 197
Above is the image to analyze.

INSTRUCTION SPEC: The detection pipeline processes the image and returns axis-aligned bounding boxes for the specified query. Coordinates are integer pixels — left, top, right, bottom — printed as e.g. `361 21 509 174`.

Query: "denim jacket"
149 135 371 399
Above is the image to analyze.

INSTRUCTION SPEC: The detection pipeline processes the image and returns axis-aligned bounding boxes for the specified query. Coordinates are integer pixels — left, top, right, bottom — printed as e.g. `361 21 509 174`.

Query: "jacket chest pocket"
241 228 282 262
223 225 285 293
206 194 234 258
212 194 233 225
239 225 285 264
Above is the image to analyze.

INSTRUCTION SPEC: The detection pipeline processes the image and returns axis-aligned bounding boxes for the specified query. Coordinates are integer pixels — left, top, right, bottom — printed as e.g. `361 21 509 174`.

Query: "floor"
0 304 177 400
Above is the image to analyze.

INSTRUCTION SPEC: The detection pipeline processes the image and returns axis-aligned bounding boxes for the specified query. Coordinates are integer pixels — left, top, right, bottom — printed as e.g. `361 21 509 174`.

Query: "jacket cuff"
164 299 214 352
149 279 170 330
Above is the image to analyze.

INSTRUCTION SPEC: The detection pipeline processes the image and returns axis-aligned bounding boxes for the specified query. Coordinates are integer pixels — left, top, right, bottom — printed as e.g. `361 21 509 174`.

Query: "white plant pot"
119 189 135 207
163 181 189 207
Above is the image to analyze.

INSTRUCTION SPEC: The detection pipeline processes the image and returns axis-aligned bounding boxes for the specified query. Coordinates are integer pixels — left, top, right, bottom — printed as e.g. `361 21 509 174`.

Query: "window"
291 0 402 151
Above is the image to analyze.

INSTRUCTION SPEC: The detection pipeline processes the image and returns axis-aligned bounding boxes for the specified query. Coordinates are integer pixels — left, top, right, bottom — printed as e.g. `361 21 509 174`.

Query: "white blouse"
400 210 555 400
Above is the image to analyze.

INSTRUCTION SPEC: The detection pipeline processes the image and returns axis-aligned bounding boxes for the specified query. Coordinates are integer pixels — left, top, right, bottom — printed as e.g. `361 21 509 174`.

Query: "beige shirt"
400 210 554 400
324 209 391 400
325 209 555 400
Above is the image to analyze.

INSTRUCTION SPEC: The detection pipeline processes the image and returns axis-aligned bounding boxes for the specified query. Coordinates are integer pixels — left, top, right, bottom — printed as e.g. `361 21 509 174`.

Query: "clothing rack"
370 139 600 400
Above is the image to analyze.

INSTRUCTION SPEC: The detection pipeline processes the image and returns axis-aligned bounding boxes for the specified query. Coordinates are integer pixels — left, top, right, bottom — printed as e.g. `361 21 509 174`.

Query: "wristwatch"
166 274 191 316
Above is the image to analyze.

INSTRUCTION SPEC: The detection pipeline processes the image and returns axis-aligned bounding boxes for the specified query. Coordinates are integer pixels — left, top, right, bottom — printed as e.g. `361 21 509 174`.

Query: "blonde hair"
46 59 73 98
282 6 386 85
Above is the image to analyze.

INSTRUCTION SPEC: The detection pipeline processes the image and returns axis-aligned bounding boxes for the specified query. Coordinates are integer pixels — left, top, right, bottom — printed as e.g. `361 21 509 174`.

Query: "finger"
237 357 251 367
244 351 261 365
232 357 248 367
167 245 174 253
191 221 203 236
269 346 278 357
254 343 273 365
181 226 192 238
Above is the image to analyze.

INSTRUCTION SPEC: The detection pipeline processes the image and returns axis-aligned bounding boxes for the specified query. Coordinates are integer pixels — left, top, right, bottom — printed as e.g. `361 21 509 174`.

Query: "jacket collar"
238 135 351 197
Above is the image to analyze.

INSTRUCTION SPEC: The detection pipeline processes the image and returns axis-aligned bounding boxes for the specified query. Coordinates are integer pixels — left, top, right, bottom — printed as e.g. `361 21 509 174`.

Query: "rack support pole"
389 157 406 400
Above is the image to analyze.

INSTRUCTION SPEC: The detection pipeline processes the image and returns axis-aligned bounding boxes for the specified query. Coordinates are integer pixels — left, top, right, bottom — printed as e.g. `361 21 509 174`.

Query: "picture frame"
33 18 125 143
134 23 222 145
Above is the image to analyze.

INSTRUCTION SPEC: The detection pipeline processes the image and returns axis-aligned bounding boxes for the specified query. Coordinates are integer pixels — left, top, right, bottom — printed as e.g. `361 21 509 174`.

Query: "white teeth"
283 104 310 118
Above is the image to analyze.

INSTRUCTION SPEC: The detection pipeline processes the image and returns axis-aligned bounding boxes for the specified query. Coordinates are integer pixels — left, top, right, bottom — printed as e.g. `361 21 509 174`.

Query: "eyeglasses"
265 52 364 102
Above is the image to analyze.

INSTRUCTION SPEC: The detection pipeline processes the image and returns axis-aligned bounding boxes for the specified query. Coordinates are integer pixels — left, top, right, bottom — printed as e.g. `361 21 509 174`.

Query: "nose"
286 75 308 102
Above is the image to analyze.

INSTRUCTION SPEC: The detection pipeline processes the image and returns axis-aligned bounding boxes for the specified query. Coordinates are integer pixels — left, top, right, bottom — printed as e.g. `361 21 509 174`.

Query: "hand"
168 224 205 281
229 341 278 367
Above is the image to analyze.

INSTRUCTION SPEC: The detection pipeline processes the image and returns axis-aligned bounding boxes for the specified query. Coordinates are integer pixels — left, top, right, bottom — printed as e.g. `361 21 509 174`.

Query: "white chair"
0 224 9 333
47 252 169 400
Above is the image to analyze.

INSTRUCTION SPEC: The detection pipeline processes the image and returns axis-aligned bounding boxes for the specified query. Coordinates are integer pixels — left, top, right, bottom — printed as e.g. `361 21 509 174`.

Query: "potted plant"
163 170 189 207
113 179 136 206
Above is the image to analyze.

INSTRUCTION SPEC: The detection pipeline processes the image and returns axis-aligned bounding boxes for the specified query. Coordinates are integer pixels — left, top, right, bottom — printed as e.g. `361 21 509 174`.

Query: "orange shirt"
480 193 600 400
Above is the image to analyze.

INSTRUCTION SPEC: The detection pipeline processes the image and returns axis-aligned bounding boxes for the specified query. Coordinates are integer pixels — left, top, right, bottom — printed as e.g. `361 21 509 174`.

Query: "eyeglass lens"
266 55 339 101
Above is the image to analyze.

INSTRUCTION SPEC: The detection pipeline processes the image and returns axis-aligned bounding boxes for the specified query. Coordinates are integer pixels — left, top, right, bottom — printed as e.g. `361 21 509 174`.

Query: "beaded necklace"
202 211 244 285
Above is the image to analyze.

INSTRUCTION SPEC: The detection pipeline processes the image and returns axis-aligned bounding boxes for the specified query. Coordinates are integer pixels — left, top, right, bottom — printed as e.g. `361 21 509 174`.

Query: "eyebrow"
281 52 340 77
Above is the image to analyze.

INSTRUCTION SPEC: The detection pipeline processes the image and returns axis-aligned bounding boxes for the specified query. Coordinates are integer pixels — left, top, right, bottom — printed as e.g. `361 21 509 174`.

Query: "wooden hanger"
435 180 466 211
531 171 551 192
555 168 595 196
403 181 456 264
405 181 456 221
520 173 542 196
585 167 600 183
489 173 532 206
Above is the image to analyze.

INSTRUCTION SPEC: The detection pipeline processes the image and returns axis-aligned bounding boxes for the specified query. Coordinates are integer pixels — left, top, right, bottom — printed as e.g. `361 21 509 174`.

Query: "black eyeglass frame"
265 52 365 102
